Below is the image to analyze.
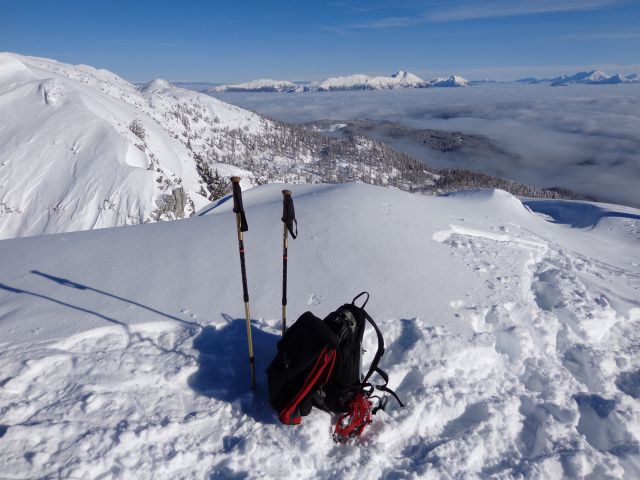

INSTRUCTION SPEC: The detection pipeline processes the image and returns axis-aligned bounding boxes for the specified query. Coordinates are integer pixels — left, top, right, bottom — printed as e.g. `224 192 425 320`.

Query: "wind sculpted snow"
0 183 638 478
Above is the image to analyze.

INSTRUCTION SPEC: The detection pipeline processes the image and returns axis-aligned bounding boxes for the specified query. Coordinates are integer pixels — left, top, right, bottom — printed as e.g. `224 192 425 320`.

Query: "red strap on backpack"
279 347 337 425
333 393 372 443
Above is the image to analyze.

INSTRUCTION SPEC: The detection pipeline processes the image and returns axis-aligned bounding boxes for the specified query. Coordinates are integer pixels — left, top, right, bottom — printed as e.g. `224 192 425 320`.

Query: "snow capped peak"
584 69 609 82
306 70 426 91
429 74 470 87
390 69 424 84
209 70 475 92
141 78 174 93
601 73 627 84
391 69 406 77
515 68 640 86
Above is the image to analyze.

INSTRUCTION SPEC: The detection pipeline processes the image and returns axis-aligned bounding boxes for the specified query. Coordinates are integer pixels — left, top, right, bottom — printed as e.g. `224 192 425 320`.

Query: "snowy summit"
0 183 638 478
306 70 427 91
427 74 471 87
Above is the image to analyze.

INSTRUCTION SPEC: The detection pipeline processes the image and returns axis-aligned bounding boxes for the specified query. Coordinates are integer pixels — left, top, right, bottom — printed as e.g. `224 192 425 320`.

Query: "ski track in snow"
0 185 639 478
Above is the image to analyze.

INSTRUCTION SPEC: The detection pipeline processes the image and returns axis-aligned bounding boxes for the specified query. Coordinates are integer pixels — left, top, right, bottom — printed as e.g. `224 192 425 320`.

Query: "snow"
1 183 638 478
211 71 471 92
428 75 471 87
521 69 640 86
211 79 302 93
0 52 273 239
307 70 427 91
305 71 469 90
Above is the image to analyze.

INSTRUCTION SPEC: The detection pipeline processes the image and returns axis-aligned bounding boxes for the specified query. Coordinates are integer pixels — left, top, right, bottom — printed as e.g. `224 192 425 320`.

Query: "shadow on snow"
29 270 198 328
188 315 280 424
0 273 282 424
523 200 640 229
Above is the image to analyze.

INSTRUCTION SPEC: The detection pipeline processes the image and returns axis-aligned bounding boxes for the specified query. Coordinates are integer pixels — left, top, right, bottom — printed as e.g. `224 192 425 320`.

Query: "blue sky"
1 0 639 82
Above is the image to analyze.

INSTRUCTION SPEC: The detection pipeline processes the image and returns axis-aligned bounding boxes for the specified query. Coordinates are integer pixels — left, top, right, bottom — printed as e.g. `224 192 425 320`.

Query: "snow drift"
0 183 638 478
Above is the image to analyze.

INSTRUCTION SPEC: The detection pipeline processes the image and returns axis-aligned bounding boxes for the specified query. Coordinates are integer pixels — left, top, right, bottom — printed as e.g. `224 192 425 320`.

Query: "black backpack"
267 292 403 439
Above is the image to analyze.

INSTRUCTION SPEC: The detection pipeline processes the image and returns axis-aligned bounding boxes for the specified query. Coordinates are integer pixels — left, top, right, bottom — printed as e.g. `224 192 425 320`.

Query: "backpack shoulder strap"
361 310 384 384
361 310 404 409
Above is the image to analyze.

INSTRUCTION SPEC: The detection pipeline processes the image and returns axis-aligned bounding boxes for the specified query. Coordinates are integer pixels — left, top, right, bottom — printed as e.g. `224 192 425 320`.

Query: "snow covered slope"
1 183 638 478
0 52 272 238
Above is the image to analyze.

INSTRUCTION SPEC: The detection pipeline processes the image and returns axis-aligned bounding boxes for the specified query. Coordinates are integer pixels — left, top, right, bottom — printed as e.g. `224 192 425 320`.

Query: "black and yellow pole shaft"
230 176 256 390
281 190 297 337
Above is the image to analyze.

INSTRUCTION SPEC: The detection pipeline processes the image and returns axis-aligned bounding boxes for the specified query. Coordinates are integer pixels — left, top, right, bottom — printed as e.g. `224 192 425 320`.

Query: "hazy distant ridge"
211 70 470 92
516 69 640 86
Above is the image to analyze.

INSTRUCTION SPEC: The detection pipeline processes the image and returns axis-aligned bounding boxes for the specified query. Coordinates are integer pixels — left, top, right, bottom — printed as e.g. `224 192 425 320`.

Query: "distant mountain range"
516 69 640 86
171 69 639 95
211 70 470 93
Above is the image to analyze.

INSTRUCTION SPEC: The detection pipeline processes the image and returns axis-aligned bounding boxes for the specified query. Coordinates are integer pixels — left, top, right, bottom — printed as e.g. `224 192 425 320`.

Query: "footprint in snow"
385 318 423 365
308 293 323 305
450 300 465 309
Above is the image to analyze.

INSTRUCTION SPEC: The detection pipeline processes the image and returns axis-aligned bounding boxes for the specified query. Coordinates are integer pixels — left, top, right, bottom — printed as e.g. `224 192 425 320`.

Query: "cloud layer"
213 84 640 207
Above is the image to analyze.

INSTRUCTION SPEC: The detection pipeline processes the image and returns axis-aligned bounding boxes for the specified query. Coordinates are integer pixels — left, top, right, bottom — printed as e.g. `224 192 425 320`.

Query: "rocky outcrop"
151 187 188 220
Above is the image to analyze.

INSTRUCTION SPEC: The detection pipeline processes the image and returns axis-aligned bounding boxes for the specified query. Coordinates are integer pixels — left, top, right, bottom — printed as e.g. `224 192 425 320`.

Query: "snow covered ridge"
516 69 640 86
0 51 264 238
210 70 470 92
306 70 429 91
211 78 302 93
0 183 639 478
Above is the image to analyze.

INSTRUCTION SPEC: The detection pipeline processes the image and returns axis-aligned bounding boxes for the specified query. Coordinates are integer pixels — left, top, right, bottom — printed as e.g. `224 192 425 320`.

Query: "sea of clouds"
213 84 640 208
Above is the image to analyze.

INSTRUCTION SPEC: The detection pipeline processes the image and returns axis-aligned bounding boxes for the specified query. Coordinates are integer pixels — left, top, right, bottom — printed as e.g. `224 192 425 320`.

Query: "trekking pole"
230 176 256 390
281 190 297 336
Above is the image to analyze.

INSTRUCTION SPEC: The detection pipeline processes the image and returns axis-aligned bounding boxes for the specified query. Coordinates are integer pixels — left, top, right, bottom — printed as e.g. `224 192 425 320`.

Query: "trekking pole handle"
231 176 242 212
231 176 248 232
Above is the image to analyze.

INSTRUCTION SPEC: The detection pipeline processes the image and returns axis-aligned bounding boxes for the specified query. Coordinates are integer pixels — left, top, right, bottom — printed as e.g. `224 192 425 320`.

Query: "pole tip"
282 189 292 197
230 176 241 184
